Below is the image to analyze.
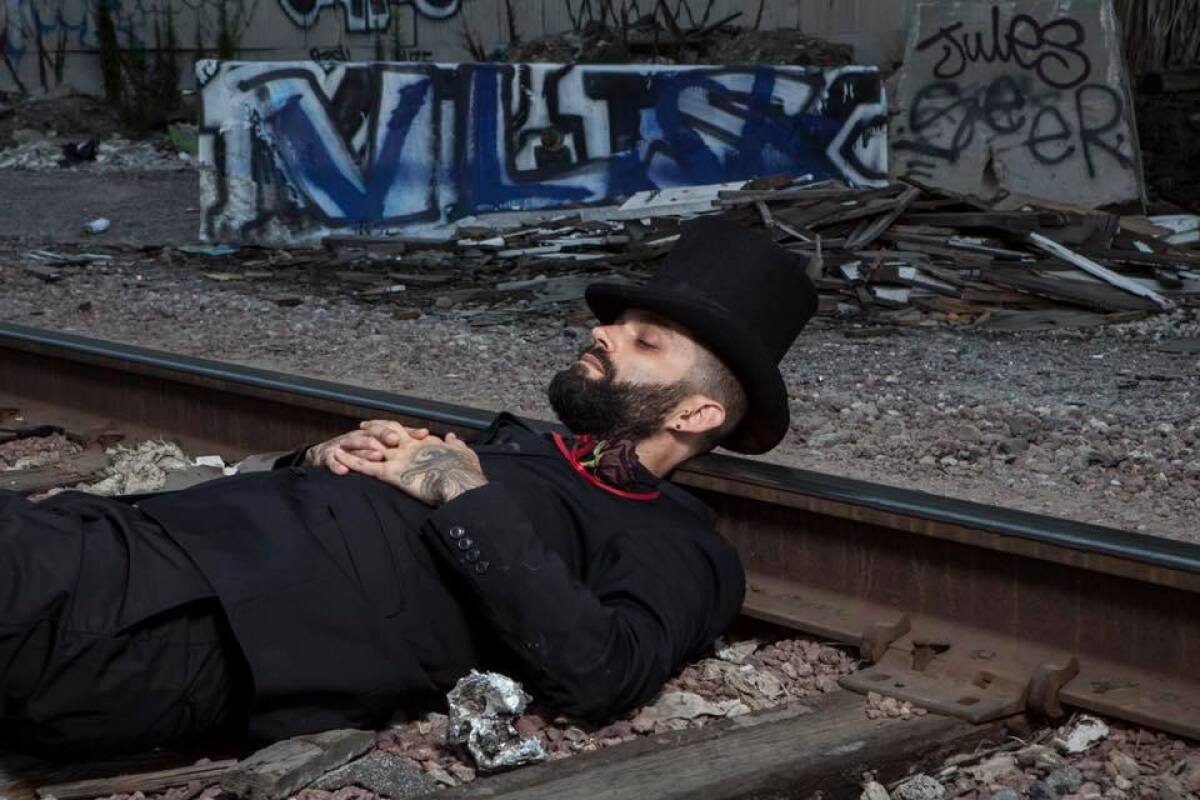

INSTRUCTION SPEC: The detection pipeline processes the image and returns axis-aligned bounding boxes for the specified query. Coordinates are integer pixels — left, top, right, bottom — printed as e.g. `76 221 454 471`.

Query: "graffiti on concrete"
277 0 461 32
562 0 732 30
197 60 888 241
2 0 92 70
893 0 1141 207
0 0 238 76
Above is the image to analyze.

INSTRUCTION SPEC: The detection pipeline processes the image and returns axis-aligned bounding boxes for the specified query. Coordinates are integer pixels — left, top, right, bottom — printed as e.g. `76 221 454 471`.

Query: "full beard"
547 347 691 442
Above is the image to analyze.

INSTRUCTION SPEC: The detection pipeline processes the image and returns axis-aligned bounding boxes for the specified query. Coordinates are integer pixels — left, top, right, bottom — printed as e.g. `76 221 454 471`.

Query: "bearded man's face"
548 347 691 442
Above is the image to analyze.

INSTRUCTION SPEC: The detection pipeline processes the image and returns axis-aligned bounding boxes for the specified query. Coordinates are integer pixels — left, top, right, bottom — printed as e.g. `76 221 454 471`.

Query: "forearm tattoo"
399 446 487 505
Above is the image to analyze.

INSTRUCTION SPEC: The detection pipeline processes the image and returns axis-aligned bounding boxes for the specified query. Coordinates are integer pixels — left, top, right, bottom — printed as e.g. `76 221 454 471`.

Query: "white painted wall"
1 0 915 95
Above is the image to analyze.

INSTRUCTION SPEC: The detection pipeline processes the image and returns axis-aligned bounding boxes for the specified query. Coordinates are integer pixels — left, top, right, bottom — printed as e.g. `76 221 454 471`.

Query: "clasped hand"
305 420 487 506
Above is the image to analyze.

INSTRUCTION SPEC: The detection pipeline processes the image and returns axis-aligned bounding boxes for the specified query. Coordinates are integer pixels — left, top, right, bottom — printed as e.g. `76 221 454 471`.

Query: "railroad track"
0 322 1197 799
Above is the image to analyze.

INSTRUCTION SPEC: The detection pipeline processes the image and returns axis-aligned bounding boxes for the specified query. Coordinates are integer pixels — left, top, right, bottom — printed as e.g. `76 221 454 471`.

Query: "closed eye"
637 339 658 350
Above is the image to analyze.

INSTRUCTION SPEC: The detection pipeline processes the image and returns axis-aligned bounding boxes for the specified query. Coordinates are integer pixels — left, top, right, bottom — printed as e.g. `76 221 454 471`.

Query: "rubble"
74 440 193 496
319 177 1200 330
1055 715 1111 754
2 231 1196 542
865 691 929 721
507 18 856 66
0 128 192 172
889 715 1200 800
0 428 80 470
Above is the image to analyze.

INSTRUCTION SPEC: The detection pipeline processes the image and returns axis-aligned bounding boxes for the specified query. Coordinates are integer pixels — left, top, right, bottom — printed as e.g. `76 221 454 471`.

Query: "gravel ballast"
1 249 1196 543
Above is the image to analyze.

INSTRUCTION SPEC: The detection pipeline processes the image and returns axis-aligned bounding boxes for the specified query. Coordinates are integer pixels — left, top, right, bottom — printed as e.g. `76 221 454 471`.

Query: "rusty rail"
1 323 1197 739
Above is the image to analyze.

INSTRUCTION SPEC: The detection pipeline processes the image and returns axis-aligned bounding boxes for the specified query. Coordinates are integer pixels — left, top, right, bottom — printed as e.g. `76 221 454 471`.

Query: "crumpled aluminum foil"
445 670 547 771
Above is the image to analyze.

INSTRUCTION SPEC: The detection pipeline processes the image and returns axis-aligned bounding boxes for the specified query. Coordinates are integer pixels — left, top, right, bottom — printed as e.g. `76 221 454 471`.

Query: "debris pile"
865 691 928 721
366 636 854 786
506 16 855 66
0 427 81 470
319 178 1200 332
864 714 1200 800
0 128 193 171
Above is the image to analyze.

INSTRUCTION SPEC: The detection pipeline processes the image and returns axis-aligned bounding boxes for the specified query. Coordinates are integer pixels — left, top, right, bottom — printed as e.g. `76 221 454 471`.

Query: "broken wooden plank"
982 266 1158 313
37 760 236 800
846 185 922 250
1029 232 1175 311
0 448 110 494
436 690 1009 800
3 751 201 800
899 211 1069 230
886 232 1031 260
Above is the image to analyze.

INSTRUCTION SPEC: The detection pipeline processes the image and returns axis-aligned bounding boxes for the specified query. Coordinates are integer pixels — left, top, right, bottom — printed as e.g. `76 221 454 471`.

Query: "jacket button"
449 525 466 539
474 561 489 575
457 537 474 551
465 549 480 563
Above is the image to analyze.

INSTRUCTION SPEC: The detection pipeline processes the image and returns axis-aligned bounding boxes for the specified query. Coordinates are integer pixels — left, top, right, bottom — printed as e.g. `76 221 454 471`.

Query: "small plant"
96 0 123 104
0 21 29 94
390 14 403 59
192 8 206 64
215 0 235 59
154 1 180 107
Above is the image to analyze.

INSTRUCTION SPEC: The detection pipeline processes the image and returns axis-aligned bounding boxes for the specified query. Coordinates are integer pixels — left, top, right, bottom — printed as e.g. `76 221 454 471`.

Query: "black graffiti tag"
897 77 1131 178
916 4 1092 90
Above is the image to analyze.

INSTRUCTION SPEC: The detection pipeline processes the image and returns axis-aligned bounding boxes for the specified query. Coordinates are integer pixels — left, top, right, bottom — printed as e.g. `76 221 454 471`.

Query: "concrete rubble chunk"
220 728 376 800
861 780 891 800
309 751 438 799
1045 766 1084 795
987 790 1021 800
1028 780 1056 800
1183 755 1200 794
1018 744 1069 771
1107 750 1141 780
637 691 730 723
966 754 1020 784
892 774 946 800
714 638 760 664
809 430 856 448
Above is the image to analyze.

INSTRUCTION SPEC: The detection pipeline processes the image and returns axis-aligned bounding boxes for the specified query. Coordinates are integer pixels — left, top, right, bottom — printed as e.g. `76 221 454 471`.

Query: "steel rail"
1 323 1197 738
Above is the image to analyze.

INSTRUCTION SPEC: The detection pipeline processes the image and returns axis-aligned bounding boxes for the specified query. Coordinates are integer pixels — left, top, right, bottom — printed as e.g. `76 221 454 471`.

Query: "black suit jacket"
133 414 745 739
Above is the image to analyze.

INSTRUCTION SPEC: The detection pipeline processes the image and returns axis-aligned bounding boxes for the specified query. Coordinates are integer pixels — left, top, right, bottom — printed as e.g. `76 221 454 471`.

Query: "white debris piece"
715 638 761 664
638 691 730 723
83 217 111 234
861 781 891 800
1054 714 1111 754
892 774 946 800
78 440 193 495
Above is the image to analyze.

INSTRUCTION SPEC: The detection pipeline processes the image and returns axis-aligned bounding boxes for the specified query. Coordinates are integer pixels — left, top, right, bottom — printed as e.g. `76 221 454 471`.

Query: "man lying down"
0 220 818 755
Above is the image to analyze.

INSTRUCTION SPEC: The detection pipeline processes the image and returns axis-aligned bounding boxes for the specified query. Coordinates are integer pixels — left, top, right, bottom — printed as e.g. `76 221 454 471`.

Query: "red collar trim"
552 432 661 502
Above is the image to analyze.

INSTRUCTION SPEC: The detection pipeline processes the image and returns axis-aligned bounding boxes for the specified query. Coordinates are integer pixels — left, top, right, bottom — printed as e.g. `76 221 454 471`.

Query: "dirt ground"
1 168 1197 544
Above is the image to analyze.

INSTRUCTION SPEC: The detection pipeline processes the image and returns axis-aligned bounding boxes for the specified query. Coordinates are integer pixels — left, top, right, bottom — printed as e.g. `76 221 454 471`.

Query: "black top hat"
585 217 818 454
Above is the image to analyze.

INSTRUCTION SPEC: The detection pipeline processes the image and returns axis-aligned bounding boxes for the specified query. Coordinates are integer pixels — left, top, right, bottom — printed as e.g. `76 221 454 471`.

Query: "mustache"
577 346 614 376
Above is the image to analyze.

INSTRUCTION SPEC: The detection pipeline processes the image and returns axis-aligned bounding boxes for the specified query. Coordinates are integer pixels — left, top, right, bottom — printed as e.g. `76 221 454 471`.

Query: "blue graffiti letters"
199 61 889 242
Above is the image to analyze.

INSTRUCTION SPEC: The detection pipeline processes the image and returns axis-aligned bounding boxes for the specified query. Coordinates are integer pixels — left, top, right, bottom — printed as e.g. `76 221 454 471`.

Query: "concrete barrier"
197 60 888 243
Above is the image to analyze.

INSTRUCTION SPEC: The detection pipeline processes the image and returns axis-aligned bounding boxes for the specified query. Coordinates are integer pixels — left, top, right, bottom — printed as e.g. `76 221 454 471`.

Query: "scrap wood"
1030 233 1176 311
1 447 111 494
314 176 1200 326
36 760 236 800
